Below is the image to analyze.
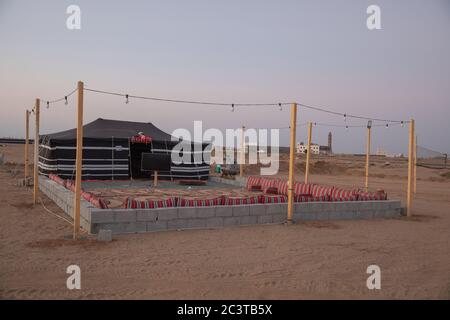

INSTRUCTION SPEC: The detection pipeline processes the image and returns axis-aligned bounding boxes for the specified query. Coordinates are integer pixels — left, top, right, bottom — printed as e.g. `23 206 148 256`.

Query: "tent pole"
287 103 297 223
25 110 30 179
154 171 158 187
365 122 372 191
73 81 84 240
33 99 40 205
240 125 245 177
406 118 414 217
414 135 417 194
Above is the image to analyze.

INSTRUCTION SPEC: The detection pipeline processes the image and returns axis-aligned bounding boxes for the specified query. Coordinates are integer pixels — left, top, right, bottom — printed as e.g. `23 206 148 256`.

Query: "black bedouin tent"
38 118 210 180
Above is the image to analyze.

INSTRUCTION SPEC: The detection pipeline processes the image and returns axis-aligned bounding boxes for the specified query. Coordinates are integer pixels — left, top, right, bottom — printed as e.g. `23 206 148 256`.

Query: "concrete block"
97 229 113 242
356 211 373 219
223 217 240 226
178 208 197 219
157 208 178 221
249 204 266 216
136 210 157 222
92 223 124 234
272 214 286 223
123 222 147 233
266 204 282 215
215 206 233 217
298 212 317 221
147 220 168 232
196 207 216 218
187 218 207 229
90 210 115 223
167 219 190 230
258 215 273 224
114 210 137 222
316 211 330 220
240 215 257 225
373 210 385 219
232 205 250 217
334 211 356 220
206 217 223 228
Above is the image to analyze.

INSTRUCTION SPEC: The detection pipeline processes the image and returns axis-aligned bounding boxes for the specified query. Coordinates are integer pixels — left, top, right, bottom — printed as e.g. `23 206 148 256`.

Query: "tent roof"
43 118 174 141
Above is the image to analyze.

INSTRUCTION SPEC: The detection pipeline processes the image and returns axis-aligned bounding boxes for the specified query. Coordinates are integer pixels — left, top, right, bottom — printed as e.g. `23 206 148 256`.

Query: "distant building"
296 132 332 155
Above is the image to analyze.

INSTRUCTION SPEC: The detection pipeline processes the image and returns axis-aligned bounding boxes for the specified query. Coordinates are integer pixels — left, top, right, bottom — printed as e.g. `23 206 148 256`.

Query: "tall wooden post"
406 119 415 217
73 81 84 239
154 171 158 187
414 135 417 194
304 122 312 184
287 103 297 222
365 121 372 191
33 99 40 205
25 110 30 179
240 125 245 177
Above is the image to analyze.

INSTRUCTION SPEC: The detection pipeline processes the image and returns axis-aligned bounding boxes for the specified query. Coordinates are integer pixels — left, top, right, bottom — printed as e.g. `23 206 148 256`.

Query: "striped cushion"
259 195 288 204
247 176 262 191
295 195 329 202
178 197 224 207
310 184 334 197
358 191 388 201
276 180 289 196
49 174 65 187
90 196 109 209
225 196 260 205
293 183 312 196
330 188 358 201
124 197 176 209
260 178 278 193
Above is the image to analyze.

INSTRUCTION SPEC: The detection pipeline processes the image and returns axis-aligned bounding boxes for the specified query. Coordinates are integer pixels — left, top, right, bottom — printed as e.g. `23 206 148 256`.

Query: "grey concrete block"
97 229 113 242
196 207 216 218
232 205 250 217
215 206 233 217
167 219 190 230
136 210 157 222
114 210 137 222
90 210 115 223
316 211 330 220
178 207 197 219
373 210 385 219
356 211 373 219
124 222 147 233
223 217 240 226
240 215 258 225
249 204 266 216
258 215 273 224
157 208 178 221
187 218 207 229
272 214 286 223
206 217 223 228
334 211 356 220
266 204 282 215
299 212 317 221
147 220 168 232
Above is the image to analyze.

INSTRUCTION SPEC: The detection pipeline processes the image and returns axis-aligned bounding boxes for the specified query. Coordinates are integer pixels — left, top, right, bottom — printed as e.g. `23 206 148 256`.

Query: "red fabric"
358 191 388 201
330 188 359 202
259 194 288 204
178 197 224 207
49 174 65 187
310 184 334 197
294 195 329 202
123 197 176 209
247 176 262 191
90 196 109 209
293 183 312 196
260 178 278 193
276 180 289 196
131 135 152 144
225 196 260 205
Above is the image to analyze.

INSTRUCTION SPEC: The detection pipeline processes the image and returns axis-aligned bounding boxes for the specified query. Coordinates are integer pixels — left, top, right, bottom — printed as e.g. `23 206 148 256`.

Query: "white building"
297 143 320 154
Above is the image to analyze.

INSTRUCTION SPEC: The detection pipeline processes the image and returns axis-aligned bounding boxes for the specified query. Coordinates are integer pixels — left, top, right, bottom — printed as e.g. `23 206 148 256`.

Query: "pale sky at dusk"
1 0 449 154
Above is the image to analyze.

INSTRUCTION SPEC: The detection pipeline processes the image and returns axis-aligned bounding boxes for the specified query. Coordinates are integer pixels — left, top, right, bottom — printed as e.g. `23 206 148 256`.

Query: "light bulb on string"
125 94 129 104
46 101 49 109
231 104 235 112
344 114 347 122
345 125 349 131
278 103 282 111
401 121 404 127
385 123 389 129
65 96 68 105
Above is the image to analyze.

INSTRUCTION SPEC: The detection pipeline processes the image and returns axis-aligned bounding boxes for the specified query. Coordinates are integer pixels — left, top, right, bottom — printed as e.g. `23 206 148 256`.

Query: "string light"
344 113 347 122
385 123 389 129
65 96 68 105
401 121 404 127
231 103 235 112
125 94 129 104
345 125 349 131
278 103 282 111
46 101 49 109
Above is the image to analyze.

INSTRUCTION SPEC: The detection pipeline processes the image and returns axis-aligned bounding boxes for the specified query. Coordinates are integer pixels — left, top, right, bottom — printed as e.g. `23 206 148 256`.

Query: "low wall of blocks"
39 176 403 235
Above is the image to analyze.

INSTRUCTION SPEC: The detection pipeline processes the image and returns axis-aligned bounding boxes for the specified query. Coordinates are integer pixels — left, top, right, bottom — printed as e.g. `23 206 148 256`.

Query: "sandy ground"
0 144 449 299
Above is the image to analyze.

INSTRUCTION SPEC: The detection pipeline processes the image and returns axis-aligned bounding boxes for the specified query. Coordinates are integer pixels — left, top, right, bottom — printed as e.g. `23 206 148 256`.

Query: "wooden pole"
154 171 158 187
240 126 245 177
365 123 372 191
414 135 417 194
25 110 30 179
304 122 312 184
406 119 415 217
287 103 297 222
73 81 84 239
33 99 40 205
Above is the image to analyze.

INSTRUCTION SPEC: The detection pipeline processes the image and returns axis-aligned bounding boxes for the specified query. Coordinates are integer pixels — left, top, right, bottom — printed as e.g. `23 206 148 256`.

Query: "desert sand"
0 144 449 299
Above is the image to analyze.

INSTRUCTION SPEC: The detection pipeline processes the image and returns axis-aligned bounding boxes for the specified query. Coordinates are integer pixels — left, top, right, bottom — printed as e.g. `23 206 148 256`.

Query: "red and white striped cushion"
293 183 312 196
330 188 358 201
225 196 260 205
123 197 176 209
295 195 329 202
310 184 334 197
260 178 278 193
247 176 262 191
259 195 288 204
276 180 289 196
178 197 224 207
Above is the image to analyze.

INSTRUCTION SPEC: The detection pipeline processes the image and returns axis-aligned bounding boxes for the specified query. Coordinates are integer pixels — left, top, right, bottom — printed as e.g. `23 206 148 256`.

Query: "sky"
0 0 449 154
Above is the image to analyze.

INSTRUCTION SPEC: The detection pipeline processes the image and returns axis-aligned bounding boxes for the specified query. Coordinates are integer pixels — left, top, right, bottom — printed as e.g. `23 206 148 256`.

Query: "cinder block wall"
39 177 403 235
